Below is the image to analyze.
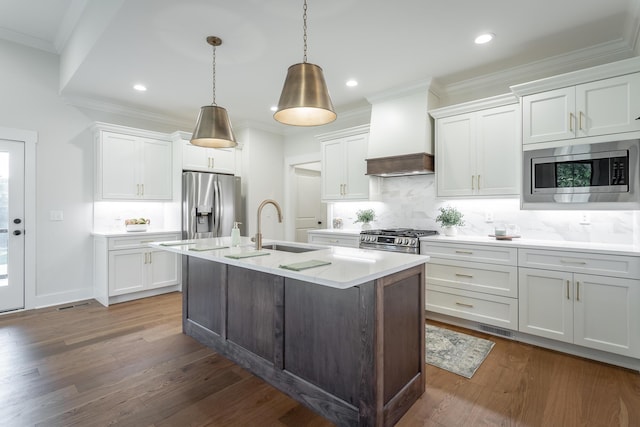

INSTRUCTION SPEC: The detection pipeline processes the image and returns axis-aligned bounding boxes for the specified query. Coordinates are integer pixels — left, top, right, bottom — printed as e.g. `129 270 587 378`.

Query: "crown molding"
365 79 434 103
429 93 518 119
438 38 635 104
63 95 193 130
315 124 370 142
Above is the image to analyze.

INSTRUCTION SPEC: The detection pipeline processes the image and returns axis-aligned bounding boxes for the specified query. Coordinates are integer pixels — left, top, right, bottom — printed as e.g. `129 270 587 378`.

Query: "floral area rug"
426 324 495 378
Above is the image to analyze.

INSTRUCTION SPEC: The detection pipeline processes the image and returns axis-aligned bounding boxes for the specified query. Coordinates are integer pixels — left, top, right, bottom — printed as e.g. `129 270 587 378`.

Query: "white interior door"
294 165 326 242
0 140 25 312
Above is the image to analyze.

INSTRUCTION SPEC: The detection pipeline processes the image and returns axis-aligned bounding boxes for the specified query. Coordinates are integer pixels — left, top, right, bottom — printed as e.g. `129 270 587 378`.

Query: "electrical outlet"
579 213 590 225
485 211 494 223
50 210 64 221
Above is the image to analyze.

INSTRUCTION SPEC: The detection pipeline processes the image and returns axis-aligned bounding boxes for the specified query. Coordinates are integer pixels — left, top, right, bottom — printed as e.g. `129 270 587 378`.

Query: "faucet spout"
254 199 283 250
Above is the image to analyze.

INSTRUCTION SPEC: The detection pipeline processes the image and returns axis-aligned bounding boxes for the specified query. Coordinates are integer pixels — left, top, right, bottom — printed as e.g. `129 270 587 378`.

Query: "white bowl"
125 224 148 232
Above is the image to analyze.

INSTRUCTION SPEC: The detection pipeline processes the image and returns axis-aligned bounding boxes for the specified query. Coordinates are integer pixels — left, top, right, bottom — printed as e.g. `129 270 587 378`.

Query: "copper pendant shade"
274 62 336 126
274 0 336 127
191 36 237 148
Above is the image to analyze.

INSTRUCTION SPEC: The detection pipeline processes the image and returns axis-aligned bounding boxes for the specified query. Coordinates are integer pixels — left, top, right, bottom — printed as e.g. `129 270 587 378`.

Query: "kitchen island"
151 237 429 427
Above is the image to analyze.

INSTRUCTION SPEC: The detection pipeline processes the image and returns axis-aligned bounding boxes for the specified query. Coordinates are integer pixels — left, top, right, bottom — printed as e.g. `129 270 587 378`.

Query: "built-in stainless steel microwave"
522 139 640 209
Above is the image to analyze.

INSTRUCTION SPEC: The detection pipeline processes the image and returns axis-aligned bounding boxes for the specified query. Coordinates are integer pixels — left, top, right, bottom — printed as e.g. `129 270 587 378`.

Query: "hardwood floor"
0 292 638 427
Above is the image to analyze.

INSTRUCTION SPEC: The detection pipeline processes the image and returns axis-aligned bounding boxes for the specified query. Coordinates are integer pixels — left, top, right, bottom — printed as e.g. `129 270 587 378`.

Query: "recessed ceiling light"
346 79 358 87
474 33 494 44
270 105 278 112
133 84 147 92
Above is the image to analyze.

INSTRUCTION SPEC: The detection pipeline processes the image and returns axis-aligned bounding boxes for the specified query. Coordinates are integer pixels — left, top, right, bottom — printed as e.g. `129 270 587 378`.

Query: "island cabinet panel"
185 257 225 335
284 279 361 405
227 266 283 363
182 259 426 427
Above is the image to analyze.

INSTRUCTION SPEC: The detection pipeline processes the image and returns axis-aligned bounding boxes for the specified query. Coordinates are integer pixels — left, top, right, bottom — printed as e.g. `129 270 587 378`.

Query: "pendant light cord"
303 0 308 63
211 43 217 106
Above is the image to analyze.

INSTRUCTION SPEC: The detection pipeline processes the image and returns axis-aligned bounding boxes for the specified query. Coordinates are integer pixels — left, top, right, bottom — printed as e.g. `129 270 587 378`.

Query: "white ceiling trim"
437 38 635 105
0 27 56 53
53 0 88 53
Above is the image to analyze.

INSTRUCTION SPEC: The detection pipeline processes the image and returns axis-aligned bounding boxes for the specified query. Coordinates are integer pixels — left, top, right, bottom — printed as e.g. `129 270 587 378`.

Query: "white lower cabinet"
519 249 640 358
421 241 519 330
422 240 640 361
307 230 360 248
94 233 181 306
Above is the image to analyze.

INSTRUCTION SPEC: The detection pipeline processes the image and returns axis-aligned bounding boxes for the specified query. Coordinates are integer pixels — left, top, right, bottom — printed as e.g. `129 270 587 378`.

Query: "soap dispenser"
231 222 241 247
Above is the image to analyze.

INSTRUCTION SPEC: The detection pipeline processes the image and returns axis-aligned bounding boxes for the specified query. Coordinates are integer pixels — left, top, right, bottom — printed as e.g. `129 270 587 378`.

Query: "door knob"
13 218 21 224
13 230 22 236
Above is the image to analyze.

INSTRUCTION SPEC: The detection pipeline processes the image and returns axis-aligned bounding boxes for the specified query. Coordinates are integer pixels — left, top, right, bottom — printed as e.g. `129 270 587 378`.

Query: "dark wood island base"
183 257 426 427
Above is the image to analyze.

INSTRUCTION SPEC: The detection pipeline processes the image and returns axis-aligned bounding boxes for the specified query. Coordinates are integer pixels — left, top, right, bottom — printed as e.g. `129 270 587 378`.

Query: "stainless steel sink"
261 243 319 253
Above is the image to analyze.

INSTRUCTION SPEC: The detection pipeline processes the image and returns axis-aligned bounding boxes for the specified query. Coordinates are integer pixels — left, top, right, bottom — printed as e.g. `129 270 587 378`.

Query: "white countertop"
150 236 429 289
420 235 640 257
92 229 181 237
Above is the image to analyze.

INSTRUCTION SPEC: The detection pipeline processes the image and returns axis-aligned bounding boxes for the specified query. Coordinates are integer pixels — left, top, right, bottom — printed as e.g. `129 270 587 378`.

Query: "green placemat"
189 245 229 251
279 259 332 271
225 251 270 259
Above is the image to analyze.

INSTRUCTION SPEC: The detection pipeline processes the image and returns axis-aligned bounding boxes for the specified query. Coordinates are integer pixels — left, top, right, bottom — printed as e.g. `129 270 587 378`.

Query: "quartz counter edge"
92 229 181 237
421 235 640 257
150 236 429 289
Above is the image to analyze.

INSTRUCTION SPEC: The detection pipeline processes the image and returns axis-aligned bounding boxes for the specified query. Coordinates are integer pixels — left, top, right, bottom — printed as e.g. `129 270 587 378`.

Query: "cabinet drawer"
307 233 359 248
518 248 640 279
421 242 517 266
426 261 518 298
426 284 518 330
109 233 180 250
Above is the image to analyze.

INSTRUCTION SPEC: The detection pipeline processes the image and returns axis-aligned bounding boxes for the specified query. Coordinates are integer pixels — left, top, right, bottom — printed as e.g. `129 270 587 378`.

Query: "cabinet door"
321 139 346 200
475 105 520 195
147 248 179 290
436 113 475 196
573 274 640 357
100 132 139 199
522 87 576 144
210 148 236 174
343 134 369 200
140 138 172 200
518 268 573 343
576 73 640 138
182 142 211 172
108 249 145 296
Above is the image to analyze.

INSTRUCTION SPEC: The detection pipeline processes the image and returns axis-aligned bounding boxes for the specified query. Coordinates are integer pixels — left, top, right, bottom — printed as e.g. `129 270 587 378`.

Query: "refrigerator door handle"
214 178 222 236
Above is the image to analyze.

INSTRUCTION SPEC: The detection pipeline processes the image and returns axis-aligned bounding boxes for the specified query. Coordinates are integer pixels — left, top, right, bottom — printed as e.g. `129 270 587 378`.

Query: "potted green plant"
354 208 376 230
435 205 465 236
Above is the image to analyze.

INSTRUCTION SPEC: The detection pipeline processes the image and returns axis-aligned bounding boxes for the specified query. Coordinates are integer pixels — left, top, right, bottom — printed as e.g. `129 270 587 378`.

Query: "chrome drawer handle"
455 302 474 308
455 250 473 255
455 273 474 278
560 259 587 265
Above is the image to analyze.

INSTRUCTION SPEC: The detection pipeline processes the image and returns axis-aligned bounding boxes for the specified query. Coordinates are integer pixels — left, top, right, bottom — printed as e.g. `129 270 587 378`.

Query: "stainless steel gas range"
359 228 438 254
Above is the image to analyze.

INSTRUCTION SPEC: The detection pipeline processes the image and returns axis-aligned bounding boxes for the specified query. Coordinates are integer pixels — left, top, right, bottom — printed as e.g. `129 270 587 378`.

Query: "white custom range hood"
365 81 438 177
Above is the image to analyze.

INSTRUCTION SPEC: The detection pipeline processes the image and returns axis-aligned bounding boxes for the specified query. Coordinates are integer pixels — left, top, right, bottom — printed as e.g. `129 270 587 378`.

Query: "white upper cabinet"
182 140 236 174
95 125 172 201
431 96 520 197
319 126 370 201
522 73 640 144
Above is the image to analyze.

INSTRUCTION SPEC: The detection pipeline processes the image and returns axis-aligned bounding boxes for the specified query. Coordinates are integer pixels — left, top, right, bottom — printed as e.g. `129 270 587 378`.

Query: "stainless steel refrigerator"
182 171 243 240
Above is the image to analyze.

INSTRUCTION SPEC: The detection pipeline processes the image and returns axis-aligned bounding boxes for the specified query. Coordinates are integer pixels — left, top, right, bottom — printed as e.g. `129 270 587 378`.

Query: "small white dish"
125 224 148 232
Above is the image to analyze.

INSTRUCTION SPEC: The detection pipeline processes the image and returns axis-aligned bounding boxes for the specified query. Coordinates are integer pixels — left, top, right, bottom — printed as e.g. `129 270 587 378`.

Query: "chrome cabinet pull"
477 174 481 190
566 280 570 299
560 259 587 265
455 250 473 255
471 175 475 190
576 281 580 301
455 273 474 278
136 184 140 196
141 184 144 196
210 157 214 169
149 252 152 264
455 301 474 308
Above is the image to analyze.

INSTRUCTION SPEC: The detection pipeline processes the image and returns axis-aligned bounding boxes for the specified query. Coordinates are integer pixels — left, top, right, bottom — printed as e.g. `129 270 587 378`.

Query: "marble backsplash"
330 175 640 246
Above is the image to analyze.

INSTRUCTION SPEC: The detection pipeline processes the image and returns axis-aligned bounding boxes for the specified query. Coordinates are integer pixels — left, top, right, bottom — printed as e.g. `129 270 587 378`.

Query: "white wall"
0 39 189 308
238 127 286 241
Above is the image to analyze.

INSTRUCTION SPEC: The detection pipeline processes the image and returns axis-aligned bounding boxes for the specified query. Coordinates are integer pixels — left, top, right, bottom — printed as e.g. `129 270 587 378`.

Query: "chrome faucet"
252 199 283 250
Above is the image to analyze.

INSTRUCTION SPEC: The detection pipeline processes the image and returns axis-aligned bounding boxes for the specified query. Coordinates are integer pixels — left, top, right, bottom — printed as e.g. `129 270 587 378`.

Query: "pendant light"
191 36 237 148
274 0 336 126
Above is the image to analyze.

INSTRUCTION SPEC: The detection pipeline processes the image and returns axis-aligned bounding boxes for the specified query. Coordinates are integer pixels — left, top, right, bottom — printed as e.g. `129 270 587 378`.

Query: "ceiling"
1 0 639 132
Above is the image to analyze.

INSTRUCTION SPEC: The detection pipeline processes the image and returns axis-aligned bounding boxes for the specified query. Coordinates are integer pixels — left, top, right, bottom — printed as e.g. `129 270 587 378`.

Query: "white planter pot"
361 222 372 230
442 226 458 236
